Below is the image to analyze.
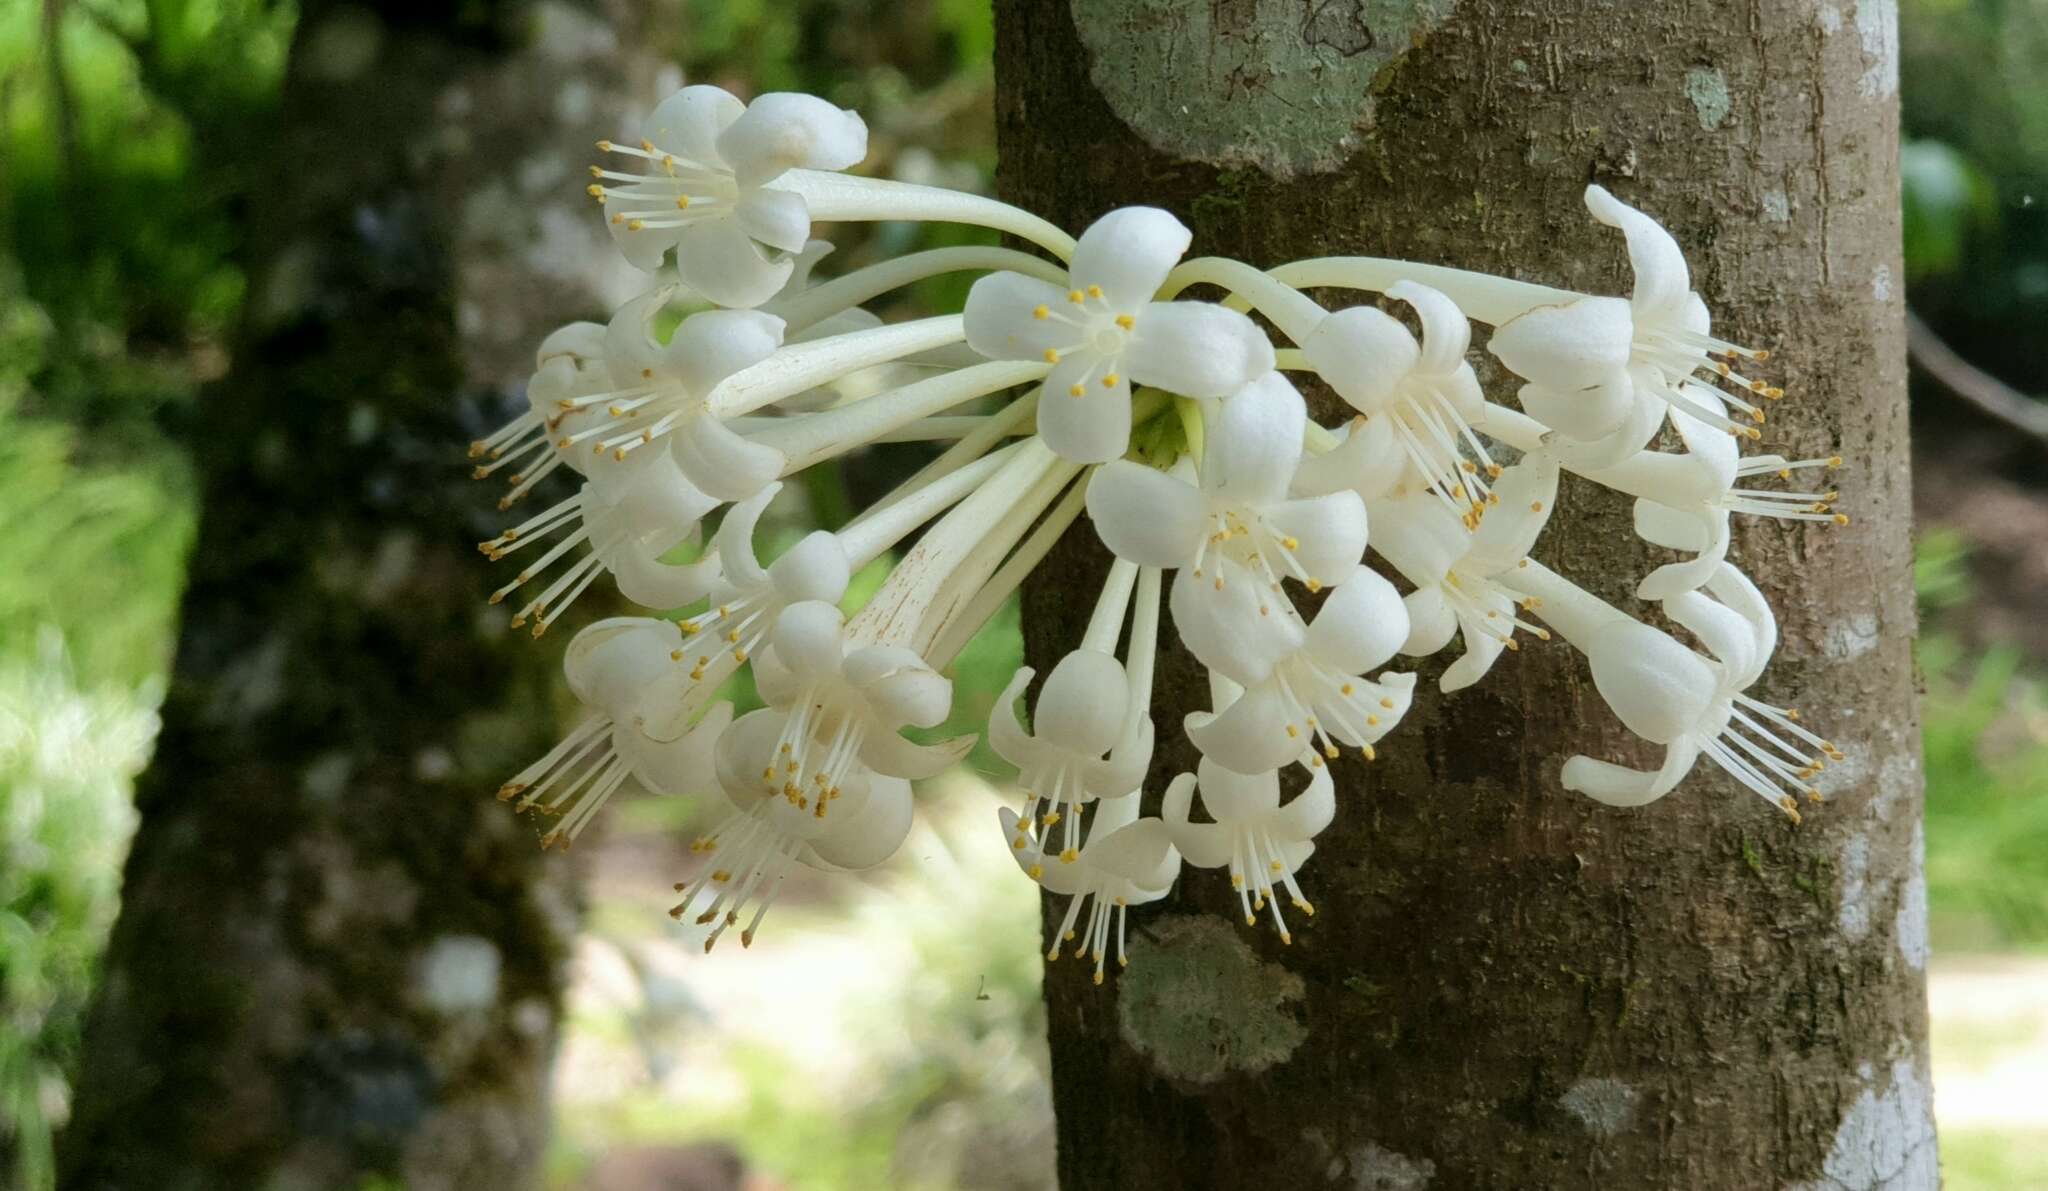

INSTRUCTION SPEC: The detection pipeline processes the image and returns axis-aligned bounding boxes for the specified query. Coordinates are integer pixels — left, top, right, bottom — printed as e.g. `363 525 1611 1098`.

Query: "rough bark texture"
998 2 1931 1188
54 2 653 1186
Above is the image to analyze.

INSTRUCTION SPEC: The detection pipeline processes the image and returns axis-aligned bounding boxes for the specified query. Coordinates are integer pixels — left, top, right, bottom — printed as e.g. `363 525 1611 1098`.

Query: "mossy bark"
997 1 1932 1187
57 3 585 1187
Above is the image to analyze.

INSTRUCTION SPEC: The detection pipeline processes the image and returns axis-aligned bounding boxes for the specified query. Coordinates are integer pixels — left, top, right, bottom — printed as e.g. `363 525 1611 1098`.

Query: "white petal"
1162 814 1235 873
706 482 781 591
1271 765 1336 842
613 542 721 610
1123 302 1274 399
597 456 718 552
1584 620 1718 745
988 668 1038 769
716 93 868 186
1633 499 1716 552
963 271 1077 362
1184 683 1300 777
1386 281 1472 377
1037 355 1131 464
537 320 607 368
766 530 852 606
1439 612 1508 693
714 707 788 808
1069 206 1191 308
645 85 746 166
1663 588 1758 682
1290 414 1404 503
1085 461 1206 567
1584 185 1694 323
603 288 677 387
860 729 974 781
1515 374 1636 443
770 600 847 679
1365 493 1463 588
672 413 785 502
1262 492 1369 588
866 664 954 731
1169 560 1306 688
1036 649 1131 757
735 185 814 254
1399 585 1457 656
565 617 680 713
614 701 732 796
808 775 913 870
1301 305 1418 415
1487 296 1634 391
1466 453 1558 573
1202 372 1306 508
673 217 794 310
1561 739 1700 807
607 210 672 272
1084 818 1180 890
1306 569 1408 675
1194 755 1281 821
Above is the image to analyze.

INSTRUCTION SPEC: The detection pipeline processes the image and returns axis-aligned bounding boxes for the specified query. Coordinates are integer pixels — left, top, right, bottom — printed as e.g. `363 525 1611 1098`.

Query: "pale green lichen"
1070 0 1457 178
1683 65 1732 131
1116 913 1306 1082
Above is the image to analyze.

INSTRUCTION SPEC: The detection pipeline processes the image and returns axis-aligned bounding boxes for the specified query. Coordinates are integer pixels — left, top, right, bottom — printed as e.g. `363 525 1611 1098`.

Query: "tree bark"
998 2 1931 1188
54 3 645 1186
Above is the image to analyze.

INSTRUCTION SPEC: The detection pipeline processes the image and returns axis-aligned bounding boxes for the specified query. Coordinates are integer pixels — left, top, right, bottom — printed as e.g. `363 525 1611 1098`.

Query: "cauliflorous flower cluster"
474 82 1848 969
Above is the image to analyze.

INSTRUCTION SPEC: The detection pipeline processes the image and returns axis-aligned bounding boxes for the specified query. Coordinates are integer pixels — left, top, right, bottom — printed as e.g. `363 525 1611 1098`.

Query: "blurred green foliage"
1901 0 2048 398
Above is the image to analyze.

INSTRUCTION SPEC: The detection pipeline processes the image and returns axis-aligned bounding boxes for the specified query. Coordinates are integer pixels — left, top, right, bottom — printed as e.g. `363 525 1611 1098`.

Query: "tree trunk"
998 2 1931 1188
54 3 651 1186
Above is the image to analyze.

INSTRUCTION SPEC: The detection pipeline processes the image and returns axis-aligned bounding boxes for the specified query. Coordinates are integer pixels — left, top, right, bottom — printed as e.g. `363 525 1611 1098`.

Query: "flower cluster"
471 82 1848 965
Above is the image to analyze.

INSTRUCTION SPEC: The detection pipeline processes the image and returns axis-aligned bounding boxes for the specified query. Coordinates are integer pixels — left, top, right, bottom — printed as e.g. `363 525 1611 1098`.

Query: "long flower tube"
466 76 1859 962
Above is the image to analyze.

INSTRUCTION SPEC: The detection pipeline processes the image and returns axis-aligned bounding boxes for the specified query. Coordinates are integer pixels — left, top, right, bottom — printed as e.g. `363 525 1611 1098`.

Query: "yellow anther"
595 139 613 151
1101 374 1119 387
586 183 603 197
1530 500 1544 513
1087 284 1103 299
1281 536 1300 550
1033 304 1050 320
1043 348 1061 364
1115 314 1135 330
1069 383 1086 397
1067 289 1085 304
626 219 645 231
610 213 624 225
1059 848 1080 864
675 196 690 210
1305 579 1323 593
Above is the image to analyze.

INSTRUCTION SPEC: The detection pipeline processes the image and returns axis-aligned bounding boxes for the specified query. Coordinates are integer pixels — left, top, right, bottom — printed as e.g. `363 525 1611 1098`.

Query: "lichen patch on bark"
1067 0 1457 178
1116 913 1306 1082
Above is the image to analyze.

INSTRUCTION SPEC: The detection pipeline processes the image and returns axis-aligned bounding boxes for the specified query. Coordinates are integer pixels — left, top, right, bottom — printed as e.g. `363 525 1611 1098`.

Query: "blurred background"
1 1 2044 1188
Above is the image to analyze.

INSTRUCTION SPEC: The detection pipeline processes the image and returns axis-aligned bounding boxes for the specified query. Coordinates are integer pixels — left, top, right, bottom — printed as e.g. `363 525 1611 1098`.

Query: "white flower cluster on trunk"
470 82 1852 966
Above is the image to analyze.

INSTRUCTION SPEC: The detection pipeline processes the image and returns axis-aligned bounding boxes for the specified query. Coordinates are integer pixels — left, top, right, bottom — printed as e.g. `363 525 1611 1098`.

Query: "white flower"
580 291 791 499
1185 569 1415 775
1369 452 1560 691
628 481 854 742
1301 281 1498 513
479 457 719 636
498 617 734 849
963 207 1273 462
1163 757 1335 943
1487 185 1776 464
750 601 973 799
990 648 1153 862
1508 561 1843 819
1089 373 1368 684
673 707 914 950
469 322 609 506
591 86 868 308
1001 792 1179 984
